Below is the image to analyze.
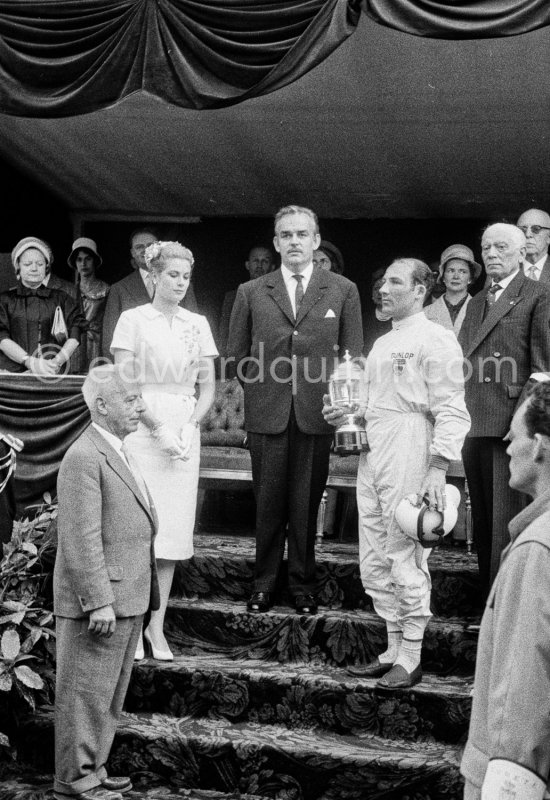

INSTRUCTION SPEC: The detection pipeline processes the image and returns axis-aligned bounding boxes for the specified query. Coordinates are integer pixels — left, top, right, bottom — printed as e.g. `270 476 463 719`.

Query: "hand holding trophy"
327 350 369 455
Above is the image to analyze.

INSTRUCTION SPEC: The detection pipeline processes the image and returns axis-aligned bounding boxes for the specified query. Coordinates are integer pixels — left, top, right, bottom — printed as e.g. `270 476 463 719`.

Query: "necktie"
527 264 538 281
486 283 502 308
121 442 150 506
293 274 304 316
144 273 154 299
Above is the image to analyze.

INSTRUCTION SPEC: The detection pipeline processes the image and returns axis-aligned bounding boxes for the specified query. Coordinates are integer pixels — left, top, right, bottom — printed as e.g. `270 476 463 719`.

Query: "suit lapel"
465 272 525 357
127 270 150 306
266 269 295 325
539 256 550 285
85 426 155 523
296 267 328 325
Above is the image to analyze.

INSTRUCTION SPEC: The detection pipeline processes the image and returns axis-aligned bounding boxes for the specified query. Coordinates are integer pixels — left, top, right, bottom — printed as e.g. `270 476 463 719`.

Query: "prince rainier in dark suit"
459 223 550 598
227 205 363 615
53 365 159 800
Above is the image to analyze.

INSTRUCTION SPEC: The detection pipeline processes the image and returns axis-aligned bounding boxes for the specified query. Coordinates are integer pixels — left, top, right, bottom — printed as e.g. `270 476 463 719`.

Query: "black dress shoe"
346 657 394 678
247 591 273 613
102 777 132 793
376 663 422 689
294 594 318 615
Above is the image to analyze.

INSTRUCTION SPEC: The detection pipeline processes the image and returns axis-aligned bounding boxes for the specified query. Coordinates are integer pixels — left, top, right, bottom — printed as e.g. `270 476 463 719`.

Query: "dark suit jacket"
227 267 363 435
538 255 550 285
54 425 160 618
459 271 550 438
101 269 198 357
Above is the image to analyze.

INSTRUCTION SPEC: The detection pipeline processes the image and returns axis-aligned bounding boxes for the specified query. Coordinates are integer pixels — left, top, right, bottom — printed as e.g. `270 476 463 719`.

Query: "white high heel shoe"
134 630 145 661
144 628 173 661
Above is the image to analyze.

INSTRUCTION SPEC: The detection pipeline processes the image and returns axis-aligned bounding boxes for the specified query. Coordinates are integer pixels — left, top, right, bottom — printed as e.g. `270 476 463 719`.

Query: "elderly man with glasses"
517 208 550 285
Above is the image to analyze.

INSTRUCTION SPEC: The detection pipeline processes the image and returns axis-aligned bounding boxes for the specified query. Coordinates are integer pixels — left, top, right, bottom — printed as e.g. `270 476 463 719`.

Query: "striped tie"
293 274 304 316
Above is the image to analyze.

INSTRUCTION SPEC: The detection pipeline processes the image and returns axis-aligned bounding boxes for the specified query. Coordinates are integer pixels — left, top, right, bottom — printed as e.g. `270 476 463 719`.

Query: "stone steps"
174 534 482 619
0 770 267 800
14 709 463 800
163 598 478 675
126 654 472 744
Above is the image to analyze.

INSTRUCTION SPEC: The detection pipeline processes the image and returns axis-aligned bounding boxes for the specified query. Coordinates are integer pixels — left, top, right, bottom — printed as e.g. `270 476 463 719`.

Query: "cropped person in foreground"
461 376 550 800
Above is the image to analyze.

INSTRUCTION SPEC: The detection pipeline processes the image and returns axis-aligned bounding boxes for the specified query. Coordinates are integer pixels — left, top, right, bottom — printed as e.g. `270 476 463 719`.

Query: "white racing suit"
357 311 470 637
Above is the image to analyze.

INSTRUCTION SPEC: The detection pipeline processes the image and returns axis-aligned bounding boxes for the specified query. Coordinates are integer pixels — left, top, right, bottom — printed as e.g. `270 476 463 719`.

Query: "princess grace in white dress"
111 241 217 661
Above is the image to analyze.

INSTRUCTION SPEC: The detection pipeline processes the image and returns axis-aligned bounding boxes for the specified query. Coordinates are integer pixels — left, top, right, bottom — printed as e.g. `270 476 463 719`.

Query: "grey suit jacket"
227 266 363 435
459 271 550 438
54 425 160 618
102 269 198 357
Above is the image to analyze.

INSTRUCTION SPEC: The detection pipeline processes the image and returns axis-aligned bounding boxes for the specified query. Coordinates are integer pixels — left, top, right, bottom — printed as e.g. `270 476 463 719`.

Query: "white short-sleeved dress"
111 304 218 560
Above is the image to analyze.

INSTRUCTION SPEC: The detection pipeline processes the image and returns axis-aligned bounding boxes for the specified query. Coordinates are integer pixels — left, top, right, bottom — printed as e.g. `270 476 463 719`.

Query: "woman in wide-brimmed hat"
0 236 85 375
424 244 482 336
67 237 109 371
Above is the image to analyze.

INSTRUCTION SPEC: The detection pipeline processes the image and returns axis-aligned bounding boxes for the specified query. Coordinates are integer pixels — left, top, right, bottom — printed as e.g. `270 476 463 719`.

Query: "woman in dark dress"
0 236 86 375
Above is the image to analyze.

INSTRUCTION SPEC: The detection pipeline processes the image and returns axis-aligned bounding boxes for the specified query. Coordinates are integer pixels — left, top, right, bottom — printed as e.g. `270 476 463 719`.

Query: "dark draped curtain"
363 0 550 38
0 374 89 510
0 0 362 117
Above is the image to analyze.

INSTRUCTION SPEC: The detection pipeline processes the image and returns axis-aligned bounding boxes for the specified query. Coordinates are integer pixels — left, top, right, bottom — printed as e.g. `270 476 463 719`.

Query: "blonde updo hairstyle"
144 241 194 281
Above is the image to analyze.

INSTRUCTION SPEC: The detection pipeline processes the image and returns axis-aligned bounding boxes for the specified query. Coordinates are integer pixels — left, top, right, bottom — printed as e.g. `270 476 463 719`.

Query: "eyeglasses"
518 225 550 236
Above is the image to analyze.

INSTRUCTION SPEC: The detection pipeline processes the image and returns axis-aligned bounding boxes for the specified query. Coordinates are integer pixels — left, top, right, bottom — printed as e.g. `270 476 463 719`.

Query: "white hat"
11 236 52 270
395 484 460 548
67 237 103 269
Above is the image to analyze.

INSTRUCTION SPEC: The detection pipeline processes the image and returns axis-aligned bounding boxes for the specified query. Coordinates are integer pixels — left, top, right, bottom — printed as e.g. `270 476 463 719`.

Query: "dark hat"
318 240 344 274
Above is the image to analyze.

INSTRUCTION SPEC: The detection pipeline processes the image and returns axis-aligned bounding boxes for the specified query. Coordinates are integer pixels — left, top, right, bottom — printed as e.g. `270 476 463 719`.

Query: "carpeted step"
163 598 478 675
15 709 464 800
0 767 267 800
127 654 472 744
175 534 482 619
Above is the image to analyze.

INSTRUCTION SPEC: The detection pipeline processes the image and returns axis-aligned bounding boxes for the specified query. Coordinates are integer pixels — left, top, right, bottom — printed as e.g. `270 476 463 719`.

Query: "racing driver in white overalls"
324 258 470 688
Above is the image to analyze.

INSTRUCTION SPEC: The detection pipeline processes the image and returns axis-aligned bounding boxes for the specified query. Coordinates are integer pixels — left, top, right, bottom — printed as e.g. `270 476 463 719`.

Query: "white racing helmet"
395 484 461 548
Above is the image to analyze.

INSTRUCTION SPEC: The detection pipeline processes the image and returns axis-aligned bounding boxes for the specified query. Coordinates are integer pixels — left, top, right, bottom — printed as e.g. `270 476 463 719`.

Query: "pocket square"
324 309 336 318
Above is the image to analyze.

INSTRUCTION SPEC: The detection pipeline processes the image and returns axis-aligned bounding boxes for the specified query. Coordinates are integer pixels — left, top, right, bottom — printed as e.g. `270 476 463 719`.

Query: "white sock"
394 637 422 673
378 624 402 665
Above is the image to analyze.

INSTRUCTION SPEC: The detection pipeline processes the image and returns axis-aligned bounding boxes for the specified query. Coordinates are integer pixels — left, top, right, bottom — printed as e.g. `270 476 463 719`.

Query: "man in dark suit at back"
102 228 198 357
53 364 159 800
459 222 550 598
517 208 550 285
227 205 363 615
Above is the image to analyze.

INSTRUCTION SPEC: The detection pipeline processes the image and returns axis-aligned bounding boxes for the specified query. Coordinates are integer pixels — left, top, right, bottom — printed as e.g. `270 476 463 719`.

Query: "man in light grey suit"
517 208 550 284
53 365 160 800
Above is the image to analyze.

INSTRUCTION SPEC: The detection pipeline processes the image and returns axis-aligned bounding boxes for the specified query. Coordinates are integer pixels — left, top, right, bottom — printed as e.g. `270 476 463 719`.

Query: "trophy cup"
328 350 368 455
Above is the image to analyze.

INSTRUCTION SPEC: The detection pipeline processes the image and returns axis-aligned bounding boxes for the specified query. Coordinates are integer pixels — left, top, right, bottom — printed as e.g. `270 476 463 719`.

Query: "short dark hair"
524 380 550 437
274 205 319 236
390 258 435 293
129 227 158 248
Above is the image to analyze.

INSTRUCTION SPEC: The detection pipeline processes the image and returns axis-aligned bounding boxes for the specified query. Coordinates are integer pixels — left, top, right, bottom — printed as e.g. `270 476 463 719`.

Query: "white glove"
482 760 546 800
150 423 185 460
178 422 199 460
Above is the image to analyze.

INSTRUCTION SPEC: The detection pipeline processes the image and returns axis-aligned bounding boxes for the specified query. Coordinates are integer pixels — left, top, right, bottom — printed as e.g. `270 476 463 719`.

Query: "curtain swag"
363 0 550 38
0 374 89 508
0 0 362 117
0 1 548 118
